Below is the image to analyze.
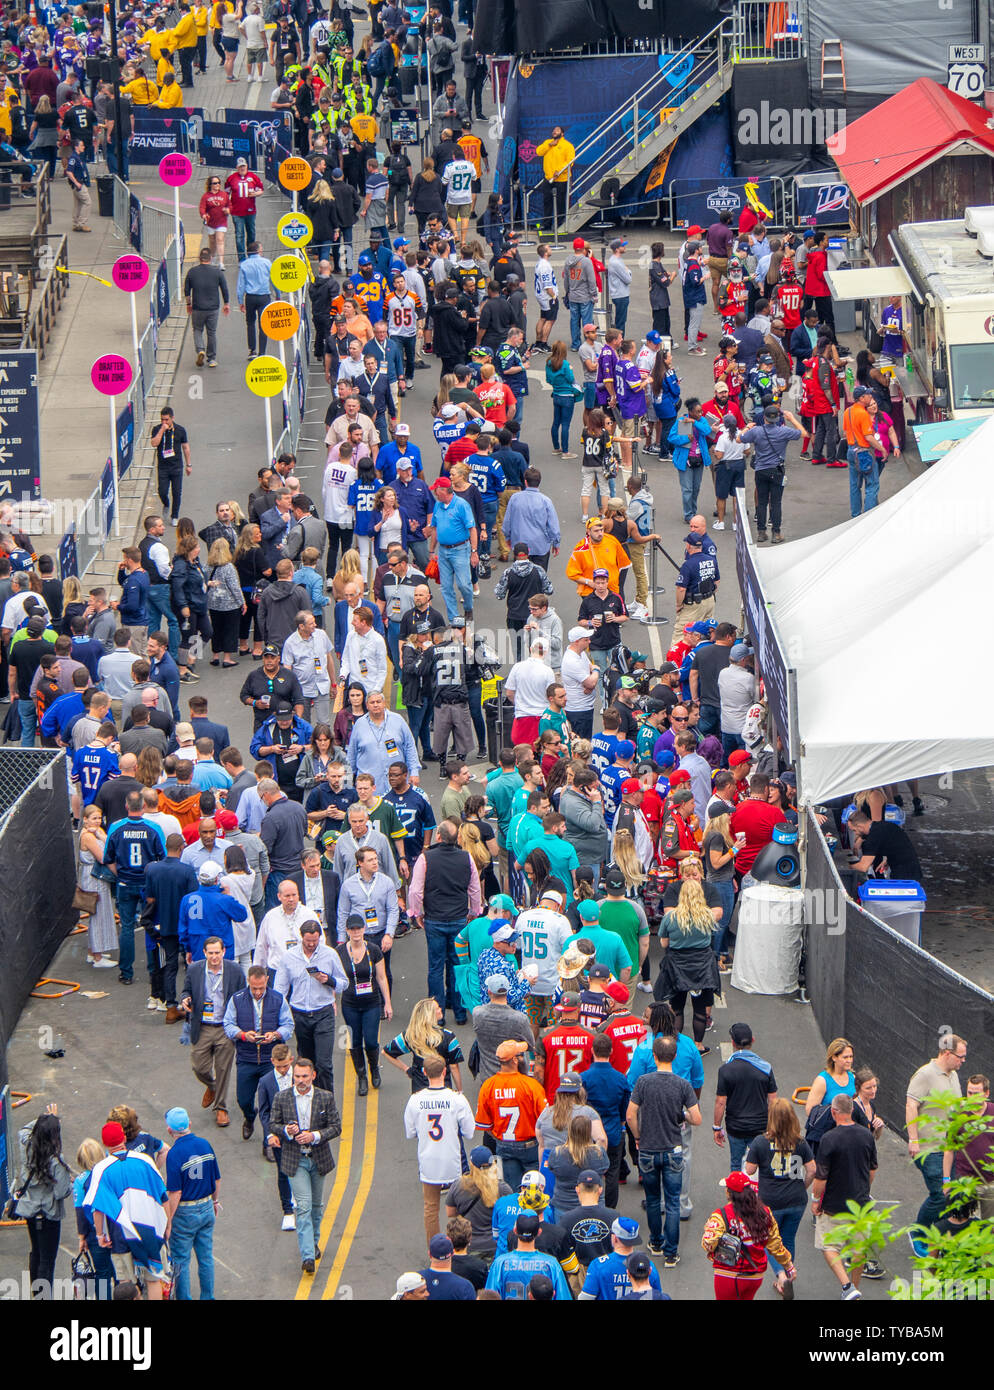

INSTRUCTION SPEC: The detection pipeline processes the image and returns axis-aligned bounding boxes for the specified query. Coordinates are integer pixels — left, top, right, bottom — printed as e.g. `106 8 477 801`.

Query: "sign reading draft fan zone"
278 156 311 191
270 254 309 292
260 301 300 340
245 355 288 396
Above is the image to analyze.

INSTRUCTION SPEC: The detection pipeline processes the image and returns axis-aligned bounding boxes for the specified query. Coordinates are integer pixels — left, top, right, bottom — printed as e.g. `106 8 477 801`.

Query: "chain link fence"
0 748 64 823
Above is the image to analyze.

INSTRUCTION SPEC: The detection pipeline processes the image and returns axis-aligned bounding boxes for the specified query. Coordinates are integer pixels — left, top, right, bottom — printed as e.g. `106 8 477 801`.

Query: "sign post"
0 352 41 503
260 301 300 429
245 355 288 463
91 354 135 539
158 153 193 300
111 254 151 372
278 155 311 215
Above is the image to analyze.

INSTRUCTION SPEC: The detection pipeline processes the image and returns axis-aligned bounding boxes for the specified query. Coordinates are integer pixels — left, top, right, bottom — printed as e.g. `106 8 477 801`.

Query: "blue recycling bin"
857 880 926 947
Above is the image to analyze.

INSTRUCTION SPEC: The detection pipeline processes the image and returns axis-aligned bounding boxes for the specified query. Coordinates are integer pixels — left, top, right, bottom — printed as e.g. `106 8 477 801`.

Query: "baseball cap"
578 1169 604 1186
589 963 611 980
615 740 635 760
572 237 585 250
620 777 642 795
645 330 662 344
496 1040 529 1060
488 893 516 915
214 810 237 832
612 1216 640 1243
687 224 703 235
198 861 223 884
729 1022 754 1046
274 701 294 717
671 786 694 805
430 478 453 492
556 1072 582 1094
609 237 628 249
659 660 680 674
504 273 520 285
101 1122 126 1148
469 1145 494 1167
591 567 609 578
724 1170 754 1194
344 914 366 933
262 642 280 656
358 251 373 267
722 413 738 430
392 236 409 249
619 675 637 690
603 866 626 892
519 1170 546 1191
582 321 598 333
529 1274 555 1300
684 532 703 547
728 749 753 767
164 1106 190 1131
515 1212 540 1238
236 156 247 167
577 900 600 922
567 626 590 643
396 458 413 471
758 352 773 363
669 769 691 786
688 619 718 634
393 1271 426 1298
394 422 410 436
484 973 508 995
26 615 46 636
628 1252 652 1279
439 402 460 418
730 643 753 662
489 922 517 943
606 982 629 1004
539 887 565 908
554 990 581 1012
429 1234 453 1258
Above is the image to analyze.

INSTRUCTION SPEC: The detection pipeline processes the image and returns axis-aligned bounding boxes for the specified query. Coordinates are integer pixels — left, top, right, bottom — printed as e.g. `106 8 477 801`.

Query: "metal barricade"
73 484 105 580
137 318 157 400
730 0 804 61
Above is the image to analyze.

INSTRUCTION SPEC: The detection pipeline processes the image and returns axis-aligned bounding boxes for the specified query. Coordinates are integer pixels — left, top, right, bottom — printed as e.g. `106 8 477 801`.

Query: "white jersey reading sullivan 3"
403 1086 476 1184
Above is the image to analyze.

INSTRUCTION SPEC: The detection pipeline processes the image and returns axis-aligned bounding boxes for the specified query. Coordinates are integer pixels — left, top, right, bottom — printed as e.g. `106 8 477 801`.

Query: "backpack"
367 40 393 76
804 1102 836 1151
712 1204 763 1272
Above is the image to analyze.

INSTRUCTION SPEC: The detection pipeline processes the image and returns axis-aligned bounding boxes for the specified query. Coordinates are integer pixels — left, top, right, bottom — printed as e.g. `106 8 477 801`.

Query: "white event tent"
750 415 994 804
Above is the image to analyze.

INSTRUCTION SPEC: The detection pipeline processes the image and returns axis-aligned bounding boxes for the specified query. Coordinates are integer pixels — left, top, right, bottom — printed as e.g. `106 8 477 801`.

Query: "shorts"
708 255 728 283
714 463 745 499
619 416 640 439
471 177 481 194
540 302 559 322
584 382 598 409
246 46 266 63
814 1211 846 1251
524 993 554 1029
447 201 471 220
580 466 601 498
221 35 239 51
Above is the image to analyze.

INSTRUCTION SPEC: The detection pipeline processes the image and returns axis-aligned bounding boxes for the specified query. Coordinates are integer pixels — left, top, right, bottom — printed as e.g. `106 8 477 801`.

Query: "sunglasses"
671 715 688 722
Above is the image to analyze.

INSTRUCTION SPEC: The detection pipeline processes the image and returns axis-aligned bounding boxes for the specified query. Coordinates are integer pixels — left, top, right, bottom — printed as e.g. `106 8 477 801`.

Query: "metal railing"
731 0 804 62
20 233 69 358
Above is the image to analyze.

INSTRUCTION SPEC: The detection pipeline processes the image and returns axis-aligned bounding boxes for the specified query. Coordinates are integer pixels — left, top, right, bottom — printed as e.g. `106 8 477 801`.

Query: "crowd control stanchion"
278 155 310 214
31 978 80 998
643 540 671 627
260 299 301 444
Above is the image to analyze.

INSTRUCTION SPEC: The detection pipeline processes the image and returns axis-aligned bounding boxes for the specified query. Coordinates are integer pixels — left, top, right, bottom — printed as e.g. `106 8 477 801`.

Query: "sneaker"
713 520 725 530
281 1213 296 1231
636 980 653 993
405 377 414 389
92 958 117 968
196 350 206 366
248 350 258 360
841 1282 862 1300
155 999 167 1012
908 1233 929 1259
473 584 480 595
862 1259 885 1279
647 1241 665 1256
688 346 706 356
207 359 217 368
560 451 577 459
146 996 159 1011
663 1254 681 1269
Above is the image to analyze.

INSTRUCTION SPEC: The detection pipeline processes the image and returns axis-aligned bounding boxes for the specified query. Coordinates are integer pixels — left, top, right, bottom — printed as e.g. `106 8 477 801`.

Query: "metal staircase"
554 20 735 237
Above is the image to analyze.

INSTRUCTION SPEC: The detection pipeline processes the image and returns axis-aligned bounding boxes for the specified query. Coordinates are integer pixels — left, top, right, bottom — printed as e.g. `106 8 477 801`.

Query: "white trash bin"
857 880 926 947
730 883 804 995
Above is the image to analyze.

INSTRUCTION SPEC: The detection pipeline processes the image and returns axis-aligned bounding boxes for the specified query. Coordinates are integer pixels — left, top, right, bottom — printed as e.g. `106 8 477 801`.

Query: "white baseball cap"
395 422 410 436
198 861 222 884
391 1272 426 1299
568 626 590 643
439 403 460 418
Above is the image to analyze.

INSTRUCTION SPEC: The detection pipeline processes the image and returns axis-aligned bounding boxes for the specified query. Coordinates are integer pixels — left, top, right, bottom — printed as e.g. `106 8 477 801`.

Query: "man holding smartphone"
274 923 349 1100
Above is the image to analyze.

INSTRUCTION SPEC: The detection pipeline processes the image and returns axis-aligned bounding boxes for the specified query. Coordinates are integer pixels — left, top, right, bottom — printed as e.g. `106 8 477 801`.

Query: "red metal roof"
827 77 994 204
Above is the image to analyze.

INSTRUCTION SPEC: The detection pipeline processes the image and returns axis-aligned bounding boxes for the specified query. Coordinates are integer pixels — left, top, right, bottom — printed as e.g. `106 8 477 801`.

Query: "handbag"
424 553 440 582
89 861 116 887
73 885 99 915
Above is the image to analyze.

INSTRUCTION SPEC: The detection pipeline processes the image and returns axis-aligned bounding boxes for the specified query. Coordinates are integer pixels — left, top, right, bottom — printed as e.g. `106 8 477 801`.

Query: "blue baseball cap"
687 619 717 635
164 1107 190 1131
656 748 676 769
645 330 662 344
615 740 635 760
357 251 373 267
577 900 600 922
393 236 410 249
612 1216 640 1243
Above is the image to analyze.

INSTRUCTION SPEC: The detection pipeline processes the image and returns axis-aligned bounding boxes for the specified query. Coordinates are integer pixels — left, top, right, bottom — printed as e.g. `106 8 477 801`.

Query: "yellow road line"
320 1082 379 1299
293 1066 356 1300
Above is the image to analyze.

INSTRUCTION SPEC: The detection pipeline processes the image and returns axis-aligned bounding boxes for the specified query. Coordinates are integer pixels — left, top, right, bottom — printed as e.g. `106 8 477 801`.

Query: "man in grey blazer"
268 1056 342 1272
181 937 246 1128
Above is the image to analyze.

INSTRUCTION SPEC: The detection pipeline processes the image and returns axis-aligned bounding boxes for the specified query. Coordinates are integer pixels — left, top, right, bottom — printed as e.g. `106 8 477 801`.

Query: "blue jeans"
698 702 720 738
391 334 416 379
767 1203 805 1277
678 463 704 520
289 1155 325 1262
639 1148 684 1255
147 582 180 659
848 447 879 515
479 499 498 559
17 697 36 746
915 1151 946 1228
116 883 145 981
728 1132 761 1173
170 1202 215 1300
406 696 434 758
265 869 290 911
721 731 746 760
425 918 465 1015
551 397 575 452
408 536 430 570
569 299 594 349
437 541 474 624
710 879 735 956
612 296 629 334
497 1139 539 1192
231 213 256 262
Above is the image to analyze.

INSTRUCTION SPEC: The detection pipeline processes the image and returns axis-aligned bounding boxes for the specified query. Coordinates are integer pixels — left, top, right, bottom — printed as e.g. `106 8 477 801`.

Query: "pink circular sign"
91 354 134 396
111 254 150 293
158 153 192 187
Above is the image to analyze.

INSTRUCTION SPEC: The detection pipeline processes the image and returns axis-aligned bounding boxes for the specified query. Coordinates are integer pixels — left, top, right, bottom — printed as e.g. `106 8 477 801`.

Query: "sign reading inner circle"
91 354 134 396
270 254 309 291
111 254 150 293
260 300 301 341
158 153 193 187
277 211 314 248
245 355 288 397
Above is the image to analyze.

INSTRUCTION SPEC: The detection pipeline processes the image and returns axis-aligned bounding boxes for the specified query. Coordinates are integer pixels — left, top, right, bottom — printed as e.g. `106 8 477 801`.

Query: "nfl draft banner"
668 176 778 230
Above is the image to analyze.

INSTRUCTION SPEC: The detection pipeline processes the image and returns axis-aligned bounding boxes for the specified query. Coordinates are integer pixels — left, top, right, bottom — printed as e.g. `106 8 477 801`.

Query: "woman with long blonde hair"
444 1147 511 1256
332 547 362 602
135 746 162 788
548 1113 610 1216
743 1097 816 1298
433 373 457 414
383 997 464 1093
657 876 722 1050
536 1075 607 1160
73 1138 116 1297
610 828 646 890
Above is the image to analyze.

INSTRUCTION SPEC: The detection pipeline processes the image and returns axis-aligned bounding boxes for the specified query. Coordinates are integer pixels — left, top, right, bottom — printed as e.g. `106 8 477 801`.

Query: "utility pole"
106 1 125 182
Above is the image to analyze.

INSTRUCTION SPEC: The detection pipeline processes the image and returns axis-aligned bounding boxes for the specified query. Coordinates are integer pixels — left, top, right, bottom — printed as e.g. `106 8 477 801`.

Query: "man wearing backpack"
367 30 397 114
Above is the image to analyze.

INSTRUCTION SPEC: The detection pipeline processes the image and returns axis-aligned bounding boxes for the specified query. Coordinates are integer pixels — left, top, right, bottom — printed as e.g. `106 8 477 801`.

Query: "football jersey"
71 744 119 805
540 1023 595 1103
442 159 475 205
475 1071 547 1142
383 786 436 857
384 290 420 337
598 764 628 826
452 260 487 303
777 279 802 331
589 731 619 776
578 987 612 1032
599 1012 647 1074
457 132 484 177
581 1250 662 1300
347 271 388 323
403 1085 476 1184
534 259 557 310
514 907 573 996
432 416 465 462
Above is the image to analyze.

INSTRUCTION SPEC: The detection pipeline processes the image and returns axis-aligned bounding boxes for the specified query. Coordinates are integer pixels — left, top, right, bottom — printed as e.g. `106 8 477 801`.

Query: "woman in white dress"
79 806 117 967
221 844 256 967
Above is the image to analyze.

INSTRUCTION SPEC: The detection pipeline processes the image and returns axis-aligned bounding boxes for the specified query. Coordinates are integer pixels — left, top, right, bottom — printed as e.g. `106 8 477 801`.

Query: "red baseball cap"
572 237 585 251
620 777 642 795
215 809 238 831
430 477 453 492
606 982 630 1003
687 224 703 235
728 750 753 767
669 769 691 787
